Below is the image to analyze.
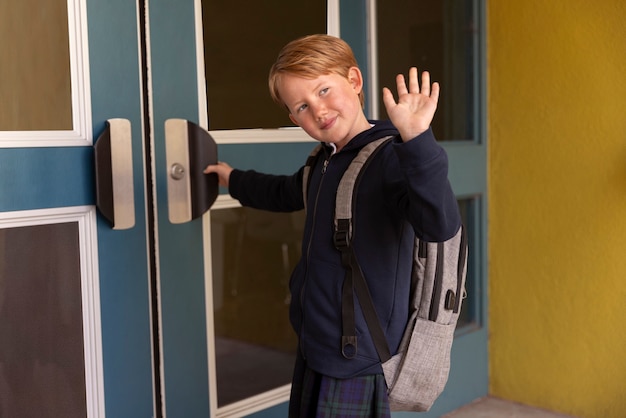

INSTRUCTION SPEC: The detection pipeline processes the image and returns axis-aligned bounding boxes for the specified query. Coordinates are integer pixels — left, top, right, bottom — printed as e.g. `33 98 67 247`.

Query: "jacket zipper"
300 154 332 359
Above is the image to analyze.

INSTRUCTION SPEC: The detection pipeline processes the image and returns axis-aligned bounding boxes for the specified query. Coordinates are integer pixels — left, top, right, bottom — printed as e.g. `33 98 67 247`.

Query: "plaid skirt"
289 351 391 418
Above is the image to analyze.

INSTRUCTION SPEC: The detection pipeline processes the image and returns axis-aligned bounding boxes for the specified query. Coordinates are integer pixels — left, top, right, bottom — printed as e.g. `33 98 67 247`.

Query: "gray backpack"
303 137 468 412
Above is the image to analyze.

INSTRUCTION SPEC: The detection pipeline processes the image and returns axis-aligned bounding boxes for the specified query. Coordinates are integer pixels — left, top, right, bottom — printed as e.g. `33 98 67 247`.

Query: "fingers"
430 81 440 102
203 161 229 174
408 67 420 94
382 87 396 111
204 161 233 187
411 68 433 96
419 69 431 96
384 68 439 107
395 73 408 96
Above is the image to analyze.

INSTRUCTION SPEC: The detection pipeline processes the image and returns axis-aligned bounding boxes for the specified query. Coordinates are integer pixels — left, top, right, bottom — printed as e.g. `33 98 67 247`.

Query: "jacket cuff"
228 169 245 200
392 127 445 167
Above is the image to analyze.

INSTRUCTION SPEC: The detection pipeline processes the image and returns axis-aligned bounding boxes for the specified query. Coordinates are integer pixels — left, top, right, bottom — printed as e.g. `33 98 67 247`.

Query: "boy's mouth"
320 117 336 130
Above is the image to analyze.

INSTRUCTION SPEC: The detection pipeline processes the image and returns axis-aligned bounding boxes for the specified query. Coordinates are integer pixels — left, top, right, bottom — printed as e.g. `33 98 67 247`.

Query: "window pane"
377 0 478 141
0 0 73 131
0 222 86 417
210 208 303 406
210 198 480 404
202 1 326 130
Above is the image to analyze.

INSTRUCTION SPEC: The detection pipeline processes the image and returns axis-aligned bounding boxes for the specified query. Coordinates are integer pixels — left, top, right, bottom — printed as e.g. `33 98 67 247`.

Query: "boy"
205 34 460 417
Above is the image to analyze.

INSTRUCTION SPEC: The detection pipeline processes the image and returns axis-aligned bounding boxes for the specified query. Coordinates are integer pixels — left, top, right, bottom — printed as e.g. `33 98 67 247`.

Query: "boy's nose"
312 103 328 120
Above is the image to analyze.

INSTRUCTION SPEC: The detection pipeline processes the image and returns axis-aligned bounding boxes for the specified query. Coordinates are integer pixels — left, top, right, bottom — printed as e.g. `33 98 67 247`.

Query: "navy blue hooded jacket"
228 120 461 379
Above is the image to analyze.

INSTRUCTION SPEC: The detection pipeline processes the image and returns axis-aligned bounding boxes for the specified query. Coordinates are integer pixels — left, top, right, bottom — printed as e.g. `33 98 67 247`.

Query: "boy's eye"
297 103 308 113
320 87 329 96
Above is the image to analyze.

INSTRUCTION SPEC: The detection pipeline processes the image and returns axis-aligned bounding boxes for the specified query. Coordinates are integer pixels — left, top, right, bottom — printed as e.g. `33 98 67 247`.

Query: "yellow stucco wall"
488 1 626 417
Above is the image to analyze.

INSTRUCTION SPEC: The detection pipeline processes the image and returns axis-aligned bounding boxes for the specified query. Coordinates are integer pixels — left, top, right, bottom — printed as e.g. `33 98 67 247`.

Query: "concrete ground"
442 397 576 418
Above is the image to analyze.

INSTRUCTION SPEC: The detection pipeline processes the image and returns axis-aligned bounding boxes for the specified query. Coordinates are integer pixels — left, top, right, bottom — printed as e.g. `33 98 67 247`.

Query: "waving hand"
382 67 439 142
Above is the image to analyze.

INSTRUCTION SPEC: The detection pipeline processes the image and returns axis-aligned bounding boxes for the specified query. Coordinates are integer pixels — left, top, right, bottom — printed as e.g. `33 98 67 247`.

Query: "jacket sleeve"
390 128 462 242
228 167 305 212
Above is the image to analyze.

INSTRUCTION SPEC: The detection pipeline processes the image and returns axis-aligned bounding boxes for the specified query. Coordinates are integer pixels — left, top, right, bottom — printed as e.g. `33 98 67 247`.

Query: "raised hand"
382 67 439 142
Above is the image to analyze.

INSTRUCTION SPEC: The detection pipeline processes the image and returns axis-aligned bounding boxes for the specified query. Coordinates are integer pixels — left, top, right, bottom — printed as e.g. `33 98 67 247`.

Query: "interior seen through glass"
377 0 478 141
0 0 73 131
210 197 476 406
211 207 303 406
202 1 327 130
0 222 86 417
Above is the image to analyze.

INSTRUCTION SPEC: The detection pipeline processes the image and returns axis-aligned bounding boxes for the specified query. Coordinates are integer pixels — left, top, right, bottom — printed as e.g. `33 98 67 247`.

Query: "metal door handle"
164 119 218 224
94 118 136 230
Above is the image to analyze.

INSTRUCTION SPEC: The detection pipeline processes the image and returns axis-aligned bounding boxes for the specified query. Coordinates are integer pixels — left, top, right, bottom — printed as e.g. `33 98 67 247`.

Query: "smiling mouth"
320 117 336 130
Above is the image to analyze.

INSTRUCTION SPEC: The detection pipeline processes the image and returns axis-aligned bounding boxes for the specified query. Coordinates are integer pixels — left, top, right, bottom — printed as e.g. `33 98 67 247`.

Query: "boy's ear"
289 113 300 126
348 66 364 94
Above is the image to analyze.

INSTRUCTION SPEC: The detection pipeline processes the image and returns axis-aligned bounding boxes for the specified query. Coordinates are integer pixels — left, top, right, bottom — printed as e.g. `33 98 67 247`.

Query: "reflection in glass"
377 0 478 141
210 208 303 406
0 222 86 417
202 1 326 130
0 0 73 131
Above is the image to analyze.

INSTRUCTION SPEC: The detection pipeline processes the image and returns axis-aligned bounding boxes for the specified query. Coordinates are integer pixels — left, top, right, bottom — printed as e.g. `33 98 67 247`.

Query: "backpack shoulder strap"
334 136 393 237
302 144 323 212
332 136 394 361
302 137 394 214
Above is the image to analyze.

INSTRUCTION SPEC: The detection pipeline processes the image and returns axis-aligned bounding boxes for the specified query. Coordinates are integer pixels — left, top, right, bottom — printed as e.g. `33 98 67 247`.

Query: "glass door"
1 0 155 417
200 0 488 417
201 1 330 416
1 0 217 417
0 0 486 417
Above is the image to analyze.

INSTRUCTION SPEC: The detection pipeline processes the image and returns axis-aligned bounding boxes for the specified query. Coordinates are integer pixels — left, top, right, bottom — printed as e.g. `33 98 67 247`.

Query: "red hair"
268 34 365 109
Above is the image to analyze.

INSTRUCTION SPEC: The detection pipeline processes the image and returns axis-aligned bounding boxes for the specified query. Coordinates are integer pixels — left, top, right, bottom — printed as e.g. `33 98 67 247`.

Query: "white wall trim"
327 0 340 36
195 0 209 131
208 128 314 144
0 0 92 148
0 206 105 418
366 0 380 119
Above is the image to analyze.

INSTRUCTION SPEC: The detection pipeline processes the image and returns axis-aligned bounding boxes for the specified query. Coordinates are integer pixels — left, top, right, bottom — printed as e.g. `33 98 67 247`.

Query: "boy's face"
278 67 370 150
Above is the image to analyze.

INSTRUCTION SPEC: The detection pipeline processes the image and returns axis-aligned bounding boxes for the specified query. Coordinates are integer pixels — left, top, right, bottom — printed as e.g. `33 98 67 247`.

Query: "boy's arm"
204 162 305 212
382 67 439 142
391 130 461 242
382 67 459 240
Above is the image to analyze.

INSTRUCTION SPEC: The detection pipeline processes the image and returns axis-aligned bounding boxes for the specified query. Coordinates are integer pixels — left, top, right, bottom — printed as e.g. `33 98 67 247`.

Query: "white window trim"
366 0 380 119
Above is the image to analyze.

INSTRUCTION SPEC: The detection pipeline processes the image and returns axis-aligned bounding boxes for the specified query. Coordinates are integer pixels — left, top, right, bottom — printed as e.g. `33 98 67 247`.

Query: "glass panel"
0 222 86 417
202 1 327 130
376 0 478 141
210 198 479 403
0 0 73 131
457 197 479 328
211 207 303 406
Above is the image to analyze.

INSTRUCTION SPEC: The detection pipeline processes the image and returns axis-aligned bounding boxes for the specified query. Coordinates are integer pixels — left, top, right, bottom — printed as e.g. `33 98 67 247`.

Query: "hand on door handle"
94 118 136 230
203 161 233 188
164 119 218 224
